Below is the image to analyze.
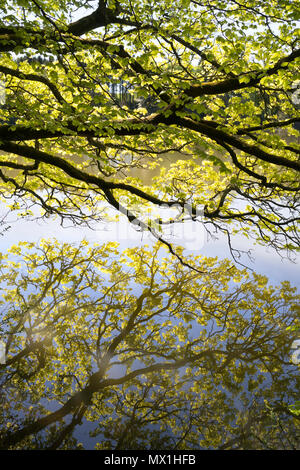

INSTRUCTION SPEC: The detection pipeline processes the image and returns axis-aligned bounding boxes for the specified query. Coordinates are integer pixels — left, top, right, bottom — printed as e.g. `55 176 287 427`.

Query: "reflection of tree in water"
0 240 299 449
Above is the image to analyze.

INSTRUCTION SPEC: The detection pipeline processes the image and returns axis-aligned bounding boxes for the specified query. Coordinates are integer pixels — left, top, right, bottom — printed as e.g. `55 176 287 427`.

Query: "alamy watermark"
109 200 205 250
0 340 5 364
291 80 300 106
291 339 300 365
0 336 299 366
0 78 5 106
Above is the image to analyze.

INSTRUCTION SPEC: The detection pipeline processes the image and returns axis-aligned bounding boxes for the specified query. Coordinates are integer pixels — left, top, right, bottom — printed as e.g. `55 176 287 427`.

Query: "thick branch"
0 352 212 449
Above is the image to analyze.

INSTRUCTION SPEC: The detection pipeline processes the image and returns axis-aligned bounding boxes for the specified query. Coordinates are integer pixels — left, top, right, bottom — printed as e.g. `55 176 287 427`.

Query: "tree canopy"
0 0 299 451
0 239 299 449
0 0 299 257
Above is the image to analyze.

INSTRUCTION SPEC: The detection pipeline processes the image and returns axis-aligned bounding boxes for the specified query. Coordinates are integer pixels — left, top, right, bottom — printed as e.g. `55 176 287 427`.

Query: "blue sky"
1 203 299 290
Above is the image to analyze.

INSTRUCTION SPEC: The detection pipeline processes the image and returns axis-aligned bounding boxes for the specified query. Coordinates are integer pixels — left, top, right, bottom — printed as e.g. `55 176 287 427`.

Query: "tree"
0 0 299 260
0 239 299 449
0 0 299 451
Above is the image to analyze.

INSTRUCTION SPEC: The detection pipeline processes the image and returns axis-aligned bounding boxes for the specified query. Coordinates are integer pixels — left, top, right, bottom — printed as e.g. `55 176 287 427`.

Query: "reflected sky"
1 202 299 289
0 201 299 449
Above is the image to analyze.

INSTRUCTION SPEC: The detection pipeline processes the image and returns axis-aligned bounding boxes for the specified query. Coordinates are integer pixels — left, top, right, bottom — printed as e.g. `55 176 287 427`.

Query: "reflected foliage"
0 240 299 449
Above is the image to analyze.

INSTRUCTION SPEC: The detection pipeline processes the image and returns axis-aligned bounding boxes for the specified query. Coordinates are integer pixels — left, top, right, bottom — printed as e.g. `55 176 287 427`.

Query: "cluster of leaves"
0 239 299 449
0 0 299 451
0 0 299 259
